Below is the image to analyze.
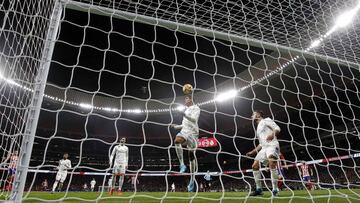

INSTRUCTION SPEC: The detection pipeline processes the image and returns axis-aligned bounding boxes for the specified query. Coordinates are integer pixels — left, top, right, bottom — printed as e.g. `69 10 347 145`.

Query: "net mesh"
0 0 56 199
0 0 359 202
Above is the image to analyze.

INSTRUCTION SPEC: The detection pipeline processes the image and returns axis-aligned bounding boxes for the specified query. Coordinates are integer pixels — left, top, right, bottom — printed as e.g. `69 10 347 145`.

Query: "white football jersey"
90 180 96 187
58 159 71 172
110 145 128 165
256 117 281 147
180 105 200 135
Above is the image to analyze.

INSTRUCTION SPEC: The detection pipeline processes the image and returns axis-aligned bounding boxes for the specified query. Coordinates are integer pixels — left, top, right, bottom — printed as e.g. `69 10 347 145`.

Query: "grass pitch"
2 189 360 202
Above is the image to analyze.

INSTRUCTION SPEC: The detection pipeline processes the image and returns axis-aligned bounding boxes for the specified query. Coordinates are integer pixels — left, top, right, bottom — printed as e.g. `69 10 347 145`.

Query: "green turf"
2 189 360 203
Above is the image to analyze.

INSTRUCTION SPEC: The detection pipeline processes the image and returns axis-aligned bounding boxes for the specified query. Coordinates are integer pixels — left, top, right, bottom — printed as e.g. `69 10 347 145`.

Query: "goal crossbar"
62 0 360 72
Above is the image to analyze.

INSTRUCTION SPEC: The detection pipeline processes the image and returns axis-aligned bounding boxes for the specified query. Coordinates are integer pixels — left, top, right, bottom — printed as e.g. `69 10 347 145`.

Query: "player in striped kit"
52 153 71 192
109 137 128 196
300 161 313 190
6 150 18 191
8 151 18 174
246 110 281 196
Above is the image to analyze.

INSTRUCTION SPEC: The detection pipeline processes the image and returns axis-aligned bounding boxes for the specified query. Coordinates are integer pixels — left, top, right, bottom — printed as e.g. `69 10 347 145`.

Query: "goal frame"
6 0 360 201
8 1 63 202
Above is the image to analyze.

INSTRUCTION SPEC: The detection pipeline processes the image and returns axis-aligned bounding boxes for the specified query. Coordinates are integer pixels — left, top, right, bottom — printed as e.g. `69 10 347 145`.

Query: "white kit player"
107 177 113 192
52 153 71 192
171 182 175 192
90 178 96 192
109 137 128 196
246 110 281 196
171 95 200 192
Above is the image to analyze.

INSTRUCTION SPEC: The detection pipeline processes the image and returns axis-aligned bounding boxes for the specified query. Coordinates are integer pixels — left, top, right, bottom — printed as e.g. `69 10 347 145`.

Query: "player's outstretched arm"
170 124 182 130
246 144 262 157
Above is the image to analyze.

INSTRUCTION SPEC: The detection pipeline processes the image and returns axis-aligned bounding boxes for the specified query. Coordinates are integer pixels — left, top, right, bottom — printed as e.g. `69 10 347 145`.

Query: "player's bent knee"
268 156 277 168
252 161 260 170
175 136 185 144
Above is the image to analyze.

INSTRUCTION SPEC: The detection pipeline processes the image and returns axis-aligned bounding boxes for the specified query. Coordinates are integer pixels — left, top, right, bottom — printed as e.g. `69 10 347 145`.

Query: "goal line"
2 153 357 177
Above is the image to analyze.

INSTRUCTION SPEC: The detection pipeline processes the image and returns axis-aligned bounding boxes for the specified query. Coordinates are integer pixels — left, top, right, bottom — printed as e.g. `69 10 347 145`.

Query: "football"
182 84 193 95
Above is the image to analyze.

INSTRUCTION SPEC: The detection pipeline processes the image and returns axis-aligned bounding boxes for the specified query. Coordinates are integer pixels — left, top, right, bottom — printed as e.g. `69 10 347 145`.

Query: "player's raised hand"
246 150 255 157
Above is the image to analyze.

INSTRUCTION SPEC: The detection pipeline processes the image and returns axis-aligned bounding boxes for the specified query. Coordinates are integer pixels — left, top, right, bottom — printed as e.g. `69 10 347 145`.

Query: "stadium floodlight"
334 8 359 29
132 109 142 114
176 105 185 111
79 103 93 109
215 89 237 102
310 39 322 49
103 107 112 112
5 78 18 86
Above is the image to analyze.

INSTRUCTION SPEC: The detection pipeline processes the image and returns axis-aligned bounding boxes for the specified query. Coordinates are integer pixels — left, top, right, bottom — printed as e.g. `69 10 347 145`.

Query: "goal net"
1 0 360 202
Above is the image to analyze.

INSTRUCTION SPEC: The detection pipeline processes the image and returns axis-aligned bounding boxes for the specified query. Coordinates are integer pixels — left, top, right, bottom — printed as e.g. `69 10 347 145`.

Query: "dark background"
33 7 360 172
